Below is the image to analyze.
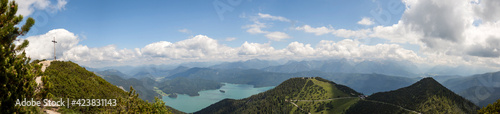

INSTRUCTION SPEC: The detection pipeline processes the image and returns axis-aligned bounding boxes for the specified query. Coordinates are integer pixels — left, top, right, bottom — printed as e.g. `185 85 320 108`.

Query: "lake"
162 83 275 113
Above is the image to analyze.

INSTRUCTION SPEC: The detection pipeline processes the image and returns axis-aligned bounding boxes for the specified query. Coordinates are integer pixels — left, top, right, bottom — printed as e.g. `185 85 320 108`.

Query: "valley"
90 59 500 113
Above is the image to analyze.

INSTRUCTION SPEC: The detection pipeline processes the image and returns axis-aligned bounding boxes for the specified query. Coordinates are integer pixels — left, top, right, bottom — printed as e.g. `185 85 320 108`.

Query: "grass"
153 87 169 96
288 78 360 114
294 98 360 114
310 79 351 98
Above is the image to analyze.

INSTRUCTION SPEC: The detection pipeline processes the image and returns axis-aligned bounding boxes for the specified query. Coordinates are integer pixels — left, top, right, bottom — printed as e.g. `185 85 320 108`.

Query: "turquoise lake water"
162 83 274 113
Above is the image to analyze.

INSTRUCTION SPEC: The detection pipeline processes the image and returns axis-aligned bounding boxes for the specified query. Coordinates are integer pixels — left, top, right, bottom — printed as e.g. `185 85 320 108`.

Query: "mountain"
325 73 417 95
443 71 500 93
262 59 419 77
346 77 479 114
353 60 419 76
439 71 500 107
96 68 223 98
459 86 500 107
427 65 497 76
195 77 362 114
262 60 322 73
96 72 160 102
210 59 281 70
44 61 182 113
169 67 417 95
166 66 190 77
95 69 130 78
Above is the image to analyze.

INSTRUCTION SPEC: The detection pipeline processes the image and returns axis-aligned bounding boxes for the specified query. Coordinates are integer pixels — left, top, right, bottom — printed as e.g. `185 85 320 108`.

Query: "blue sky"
17 0 500 70
29 0 400 49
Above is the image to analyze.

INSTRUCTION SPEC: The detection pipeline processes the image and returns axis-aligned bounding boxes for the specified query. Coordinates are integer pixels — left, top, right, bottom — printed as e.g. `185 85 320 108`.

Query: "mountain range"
94 65 500 108
42 60 499 113
196 77 479 113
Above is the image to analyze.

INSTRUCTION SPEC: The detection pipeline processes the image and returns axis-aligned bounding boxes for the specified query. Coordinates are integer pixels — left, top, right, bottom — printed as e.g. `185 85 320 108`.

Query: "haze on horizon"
15 0 500 73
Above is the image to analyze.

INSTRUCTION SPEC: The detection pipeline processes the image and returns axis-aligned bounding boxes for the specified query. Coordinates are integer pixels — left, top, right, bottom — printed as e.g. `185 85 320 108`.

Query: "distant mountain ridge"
442 71 500 107
263 59 420 77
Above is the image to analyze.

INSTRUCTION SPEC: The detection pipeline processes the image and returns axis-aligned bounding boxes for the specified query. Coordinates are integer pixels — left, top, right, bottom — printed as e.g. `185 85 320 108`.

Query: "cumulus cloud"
24 29 79 60
23 29 428 67
15 0 68 16
286 42 315 56
238 42 277 56
295 25 333 36
23 29 138 66
64 45 137 62
473 0 500 23
265 32 290 41
466 37 500 58
296 0 500 62
141 35 236 59
357 17 374 25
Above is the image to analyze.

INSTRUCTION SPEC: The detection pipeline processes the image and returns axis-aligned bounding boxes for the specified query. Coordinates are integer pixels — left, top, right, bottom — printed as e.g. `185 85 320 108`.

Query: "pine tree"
478 99 500 114
0 0 36 113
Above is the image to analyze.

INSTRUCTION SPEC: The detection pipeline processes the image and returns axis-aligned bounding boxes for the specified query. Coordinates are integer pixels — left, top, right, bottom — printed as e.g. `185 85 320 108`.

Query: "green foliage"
112 86 172 113
44 61 176 113
294 97 360 114
97 73 160 102
345 100 409 114
0 0 39 113
478 99 500 114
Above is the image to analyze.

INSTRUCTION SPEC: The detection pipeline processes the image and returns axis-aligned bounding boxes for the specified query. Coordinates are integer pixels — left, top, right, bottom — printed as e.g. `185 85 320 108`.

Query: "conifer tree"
478 99 500 114
0 0 36 113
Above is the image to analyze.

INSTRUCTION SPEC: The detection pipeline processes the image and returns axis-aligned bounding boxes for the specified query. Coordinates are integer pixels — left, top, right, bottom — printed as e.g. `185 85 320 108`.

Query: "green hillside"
346 77 479 114
95 72 160 102
195 77 362 114
44 61 182 113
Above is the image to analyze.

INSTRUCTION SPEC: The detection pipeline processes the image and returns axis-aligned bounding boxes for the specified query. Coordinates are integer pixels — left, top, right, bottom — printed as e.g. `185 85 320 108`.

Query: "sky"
13 0 500 69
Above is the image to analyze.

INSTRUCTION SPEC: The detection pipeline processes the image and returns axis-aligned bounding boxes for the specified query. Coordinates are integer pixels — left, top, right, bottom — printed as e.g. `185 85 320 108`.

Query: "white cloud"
225 37 237 41
333 29 371 38
238 42 277 56
473 0 500 23
357 17 374 25
24 29 79 60
295 25 332 36
23 29 427 67
141 35 236 59
23 29 138 67
245 21 267 34
294 0 500 68
178 29 191 34
64 45 137 62
15 0 68 16
258 13 291 22
244 13 292 41
295 25 371 38
265 32 290 41
286 42 315 56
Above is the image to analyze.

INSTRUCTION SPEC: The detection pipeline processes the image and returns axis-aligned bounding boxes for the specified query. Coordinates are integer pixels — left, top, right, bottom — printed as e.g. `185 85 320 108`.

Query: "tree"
0 0 36 113
478 99 500 114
